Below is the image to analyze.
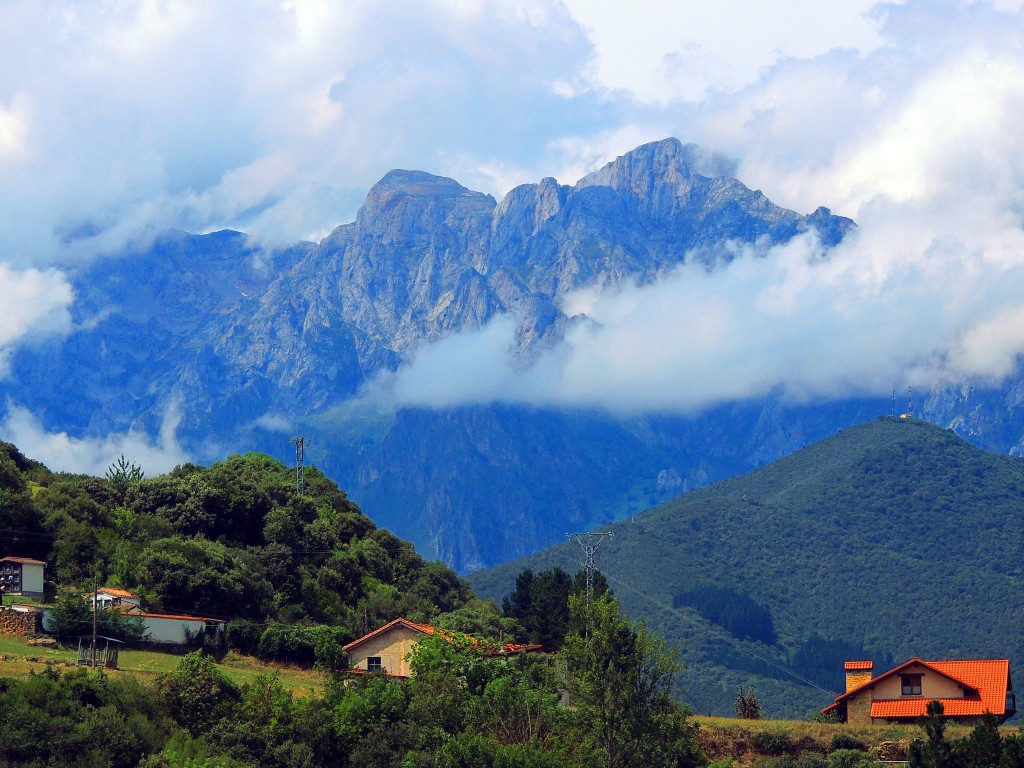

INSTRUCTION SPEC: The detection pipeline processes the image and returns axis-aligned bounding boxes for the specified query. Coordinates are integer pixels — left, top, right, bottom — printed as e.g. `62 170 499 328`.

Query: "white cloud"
560 0 883 102
0 399 191 477
0 264 73 375
3 0 1024 421
0 0 596 267
349 0 1024 415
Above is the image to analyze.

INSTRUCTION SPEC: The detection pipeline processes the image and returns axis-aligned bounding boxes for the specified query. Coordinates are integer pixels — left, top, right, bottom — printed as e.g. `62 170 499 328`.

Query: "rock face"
17 136 1023 572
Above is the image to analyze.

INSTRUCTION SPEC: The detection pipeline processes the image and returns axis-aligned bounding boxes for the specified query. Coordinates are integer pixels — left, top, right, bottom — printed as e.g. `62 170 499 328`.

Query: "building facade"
0 557 46 597
823 658 1015 725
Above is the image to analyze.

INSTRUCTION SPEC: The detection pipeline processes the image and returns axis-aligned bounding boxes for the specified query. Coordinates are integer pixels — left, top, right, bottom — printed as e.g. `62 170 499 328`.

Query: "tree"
560 593 705 768
910 701 958 768
157 651 240 736
47 591 145 643
735 687 761 719
106 454 145 500
502 566 610 650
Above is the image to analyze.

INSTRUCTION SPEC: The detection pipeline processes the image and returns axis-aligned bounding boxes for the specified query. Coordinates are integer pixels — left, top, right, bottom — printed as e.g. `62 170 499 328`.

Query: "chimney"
845 660 873 692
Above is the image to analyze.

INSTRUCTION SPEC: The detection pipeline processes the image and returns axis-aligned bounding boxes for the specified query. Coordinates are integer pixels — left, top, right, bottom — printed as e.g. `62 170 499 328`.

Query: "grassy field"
693 714 990 767
0 634 323 696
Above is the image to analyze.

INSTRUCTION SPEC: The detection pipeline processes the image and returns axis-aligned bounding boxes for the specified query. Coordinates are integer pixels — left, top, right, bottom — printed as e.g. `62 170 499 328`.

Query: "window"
367 656 383 672
902 674 923 696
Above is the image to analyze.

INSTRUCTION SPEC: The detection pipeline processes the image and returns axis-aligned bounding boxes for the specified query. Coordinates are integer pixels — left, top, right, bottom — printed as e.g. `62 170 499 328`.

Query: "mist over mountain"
4 138 1024 571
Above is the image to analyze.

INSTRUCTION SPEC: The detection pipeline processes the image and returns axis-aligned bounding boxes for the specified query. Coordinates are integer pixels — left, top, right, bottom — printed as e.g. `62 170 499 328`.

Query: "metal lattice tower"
290 436 306 495
567 531 613 609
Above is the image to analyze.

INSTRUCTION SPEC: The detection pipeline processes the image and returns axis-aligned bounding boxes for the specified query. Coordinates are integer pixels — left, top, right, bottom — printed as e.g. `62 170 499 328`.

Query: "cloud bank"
3 0 1024 466
0 264 73 376
0 401 190 477
356 0 1024 414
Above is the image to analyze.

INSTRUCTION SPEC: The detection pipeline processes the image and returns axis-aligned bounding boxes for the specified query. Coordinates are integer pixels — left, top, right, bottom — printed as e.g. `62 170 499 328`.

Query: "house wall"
872 664 966 700
348 625 425 677
847 691 874 725
20 564 44 597
143 616 223 645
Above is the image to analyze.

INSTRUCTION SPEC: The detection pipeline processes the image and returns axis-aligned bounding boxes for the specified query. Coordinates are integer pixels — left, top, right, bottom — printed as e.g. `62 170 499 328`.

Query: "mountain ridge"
468 417 1024 717
8 137 1024 572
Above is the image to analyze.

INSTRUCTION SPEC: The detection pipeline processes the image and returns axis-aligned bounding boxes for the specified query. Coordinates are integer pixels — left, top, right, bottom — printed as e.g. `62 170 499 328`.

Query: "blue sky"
3 0 1024 471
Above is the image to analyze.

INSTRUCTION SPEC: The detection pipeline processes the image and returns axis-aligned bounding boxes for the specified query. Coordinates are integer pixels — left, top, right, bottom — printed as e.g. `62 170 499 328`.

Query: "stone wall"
0 607 38 636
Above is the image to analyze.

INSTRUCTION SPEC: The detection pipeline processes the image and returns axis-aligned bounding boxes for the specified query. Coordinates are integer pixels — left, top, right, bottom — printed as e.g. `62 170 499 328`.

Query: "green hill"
468 417 1024 718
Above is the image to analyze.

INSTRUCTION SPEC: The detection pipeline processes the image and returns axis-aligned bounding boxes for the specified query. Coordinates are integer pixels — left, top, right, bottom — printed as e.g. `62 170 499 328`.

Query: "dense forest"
0 440 710 766
1 441 475 645
470 418 1024 717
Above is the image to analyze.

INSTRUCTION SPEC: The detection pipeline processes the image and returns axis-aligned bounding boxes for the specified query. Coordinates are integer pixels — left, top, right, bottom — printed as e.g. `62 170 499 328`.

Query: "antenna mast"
907 386 913 417
567 531 614 609
290 436 306 495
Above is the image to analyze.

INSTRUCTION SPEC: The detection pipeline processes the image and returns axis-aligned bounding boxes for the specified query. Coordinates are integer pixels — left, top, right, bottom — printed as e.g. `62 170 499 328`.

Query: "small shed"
77 635 123 669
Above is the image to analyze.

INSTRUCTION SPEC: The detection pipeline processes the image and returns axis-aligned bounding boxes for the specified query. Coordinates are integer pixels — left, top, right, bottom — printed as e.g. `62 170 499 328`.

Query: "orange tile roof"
0 557 46 565
823 658 1011 718
343 618 436 651
845 660 874 670
96 587 138 598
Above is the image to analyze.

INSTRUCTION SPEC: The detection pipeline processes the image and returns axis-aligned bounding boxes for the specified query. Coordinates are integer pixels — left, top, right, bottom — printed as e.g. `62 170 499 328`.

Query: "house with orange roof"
343 617 543 678
87 587 142 610
822 659 1016 725
0 556 46 597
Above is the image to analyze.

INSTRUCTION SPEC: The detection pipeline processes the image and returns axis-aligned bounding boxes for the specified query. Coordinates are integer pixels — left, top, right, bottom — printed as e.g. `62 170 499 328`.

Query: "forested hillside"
470 417 1024 718
0 441 715 767
0 442 471 640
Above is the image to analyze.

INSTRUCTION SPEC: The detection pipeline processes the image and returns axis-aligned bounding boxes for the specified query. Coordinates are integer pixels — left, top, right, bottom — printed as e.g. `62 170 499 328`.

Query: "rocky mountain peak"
575 138 738 198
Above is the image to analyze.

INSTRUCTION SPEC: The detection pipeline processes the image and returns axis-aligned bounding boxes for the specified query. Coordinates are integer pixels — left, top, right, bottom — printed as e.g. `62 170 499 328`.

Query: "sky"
3 0 1024 471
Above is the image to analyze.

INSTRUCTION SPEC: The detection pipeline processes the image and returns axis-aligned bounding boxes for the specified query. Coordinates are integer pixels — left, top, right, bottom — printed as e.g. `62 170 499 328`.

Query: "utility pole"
290 437 306 495
567 531 613 610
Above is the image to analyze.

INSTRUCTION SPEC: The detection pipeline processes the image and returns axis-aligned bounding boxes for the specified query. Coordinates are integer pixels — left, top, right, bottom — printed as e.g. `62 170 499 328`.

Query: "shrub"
797 753 828 768
827 749 873 768
257 624 350 667
752 729 793 756
830 734 866 752
756 756 797 768
226 619 261 656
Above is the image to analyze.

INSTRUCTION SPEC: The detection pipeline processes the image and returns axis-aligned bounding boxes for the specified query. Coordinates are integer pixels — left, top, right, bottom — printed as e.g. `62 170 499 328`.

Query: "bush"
830 734 866 752
756 756 797 768
257 624 350 668
752 729 793 756
797 753 828 768
827 749 873 768
226 619 261 656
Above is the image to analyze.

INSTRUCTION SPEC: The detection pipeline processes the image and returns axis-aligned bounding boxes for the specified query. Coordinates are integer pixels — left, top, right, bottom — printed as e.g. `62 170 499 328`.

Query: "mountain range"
469 417 1024 718
5 137 1024 571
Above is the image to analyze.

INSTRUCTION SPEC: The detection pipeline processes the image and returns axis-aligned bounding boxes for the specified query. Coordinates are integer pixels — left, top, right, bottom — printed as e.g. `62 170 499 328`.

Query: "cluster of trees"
672 584 776 645
0 442 471 641
910 702 1024 768
501 566 609 650
0 593 706 768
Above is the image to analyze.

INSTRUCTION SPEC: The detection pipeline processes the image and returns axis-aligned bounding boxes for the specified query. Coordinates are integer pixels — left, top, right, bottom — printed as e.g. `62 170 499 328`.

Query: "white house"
88 587 142 610
0 557 46 597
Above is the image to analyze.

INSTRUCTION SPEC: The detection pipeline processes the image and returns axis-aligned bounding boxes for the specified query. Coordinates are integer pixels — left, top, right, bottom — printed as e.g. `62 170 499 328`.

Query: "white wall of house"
20 563 44 597
143 615 224 645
